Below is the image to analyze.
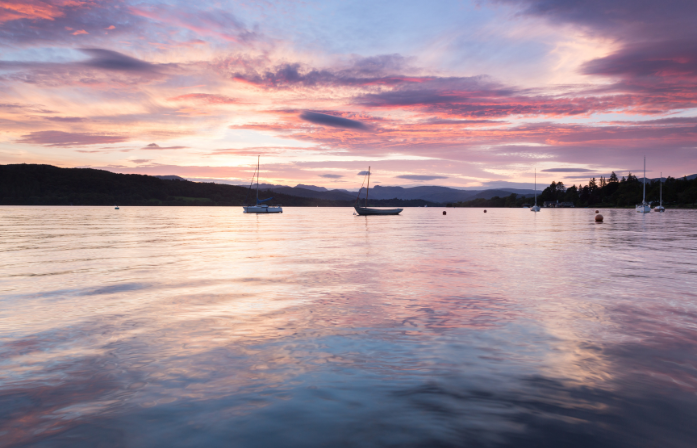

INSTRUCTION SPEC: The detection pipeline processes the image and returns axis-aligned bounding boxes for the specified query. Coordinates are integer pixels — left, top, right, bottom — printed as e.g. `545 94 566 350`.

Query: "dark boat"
354 206 402 215
353 166 402 216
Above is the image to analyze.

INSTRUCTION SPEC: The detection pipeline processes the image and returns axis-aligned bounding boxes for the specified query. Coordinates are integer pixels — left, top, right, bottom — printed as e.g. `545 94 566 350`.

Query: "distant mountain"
155 175 186 181
353 185 536 203
471 189 535 200
267 186 356 201
295 184 328 192
637 174 697 182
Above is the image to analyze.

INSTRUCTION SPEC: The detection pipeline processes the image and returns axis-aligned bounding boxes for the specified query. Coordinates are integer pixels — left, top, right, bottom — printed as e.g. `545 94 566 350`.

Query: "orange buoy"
443 211 446 215
595 214 603 222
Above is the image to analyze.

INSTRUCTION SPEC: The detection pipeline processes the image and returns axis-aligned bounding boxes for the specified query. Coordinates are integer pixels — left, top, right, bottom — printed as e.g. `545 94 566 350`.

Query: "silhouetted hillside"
0 164 439 207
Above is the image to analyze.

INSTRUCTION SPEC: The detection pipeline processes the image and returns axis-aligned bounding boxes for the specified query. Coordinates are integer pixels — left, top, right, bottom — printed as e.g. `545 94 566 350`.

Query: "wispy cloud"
17 130 128 147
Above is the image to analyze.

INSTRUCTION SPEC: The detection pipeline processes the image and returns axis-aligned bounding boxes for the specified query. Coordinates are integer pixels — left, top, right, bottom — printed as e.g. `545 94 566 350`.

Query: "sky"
1 0 696 189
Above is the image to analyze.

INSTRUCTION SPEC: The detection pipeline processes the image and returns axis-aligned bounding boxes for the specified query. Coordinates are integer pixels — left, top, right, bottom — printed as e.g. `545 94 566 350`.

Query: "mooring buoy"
443 211 446 215
595 214 603 222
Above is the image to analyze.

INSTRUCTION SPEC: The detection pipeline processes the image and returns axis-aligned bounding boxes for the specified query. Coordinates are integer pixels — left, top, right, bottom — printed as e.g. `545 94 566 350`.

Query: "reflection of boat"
654 171 665 212
636 157 650 213
354 167 402 216
530 168 540 212
243 156 282 214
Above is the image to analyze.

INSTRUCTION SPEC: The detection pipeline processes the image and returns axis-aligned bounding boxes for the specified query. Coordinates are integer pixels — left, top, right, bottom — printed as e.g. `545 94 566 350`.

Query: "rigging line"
243 164 258 206
353 171 369 206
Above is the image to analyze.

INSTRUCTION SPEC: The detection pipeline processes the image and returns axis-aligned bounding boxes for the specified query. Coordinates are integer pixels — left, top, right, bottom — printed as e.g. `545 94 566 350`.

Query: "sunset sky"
1 0 696 189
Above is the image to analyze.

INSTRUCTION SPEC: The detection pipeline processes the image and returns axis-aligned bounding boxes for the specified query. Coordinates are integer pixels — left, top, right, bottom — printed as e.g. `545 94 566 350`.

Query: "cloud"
80 49 157 72
225 55 426 89
0 0 78 24
395 175 449 181
542 168 594 172
357 170 370 175
167 93 236 104
128 5 257 44
318 174 343 179
300 112 369 130
130 159 152 164
142 143 188 150
44 116 85 122
17 130 128 147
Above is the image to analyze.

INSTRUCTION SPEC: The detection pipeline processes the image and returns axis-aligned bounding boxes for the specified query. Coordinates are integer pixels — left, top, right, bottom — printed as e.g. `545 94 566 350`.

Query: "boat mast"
660 171 663 206
256 155 260 205
534 168 537 206
643 156 646 205
365 166 370 207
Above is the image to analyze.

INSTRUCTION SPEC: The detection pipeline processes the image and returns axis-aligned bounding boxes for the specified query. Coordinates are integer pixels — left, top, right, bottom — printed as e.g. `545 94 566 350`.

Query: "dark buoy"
443 211 446 215
484 210 487 213
595 210 599 213
595 214 603 223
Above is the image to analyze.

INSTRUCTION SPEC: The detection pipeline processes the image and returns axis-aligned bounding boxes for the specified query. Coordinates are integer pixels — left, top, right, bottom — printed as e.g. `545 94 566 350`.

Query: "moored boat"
531 168 540 212
654 171 665 212
243 156 283 214
354 206 403 215
353 167 402 216
636 157 650 213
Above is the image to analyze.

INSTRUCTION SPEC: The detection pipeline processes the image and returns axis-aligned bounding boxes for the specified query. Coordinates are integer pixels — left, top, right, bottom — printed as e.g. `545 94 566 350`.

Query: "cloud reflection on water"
1 207 696 447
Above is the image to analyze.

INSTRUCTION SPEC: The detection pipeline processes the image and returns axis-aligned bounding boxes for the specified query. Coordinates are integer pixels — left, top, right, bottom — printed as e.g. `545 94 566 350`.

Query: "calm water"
1 206 696 447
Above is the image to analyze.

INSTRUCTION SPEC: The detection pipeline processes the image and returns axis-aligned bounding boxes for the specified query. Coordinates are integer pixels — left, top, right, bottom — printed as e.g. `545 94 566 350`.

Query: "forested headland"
449 172 697 208
0 164 436 207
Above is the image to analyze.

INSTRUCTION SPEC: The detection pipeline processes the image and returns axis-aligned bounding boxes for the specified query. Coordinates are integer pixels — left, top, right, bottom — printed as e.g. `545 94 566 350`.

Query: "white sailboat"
654 171 665 212
636 157 650 213
354 167 402 215
243 156 283 214
530 168 540 212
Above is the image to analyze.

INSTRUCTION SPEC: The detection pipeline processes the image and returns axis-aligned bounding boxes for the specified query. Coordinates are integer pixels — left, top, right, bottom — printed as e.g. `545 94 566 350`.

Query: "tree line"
450 172 697 208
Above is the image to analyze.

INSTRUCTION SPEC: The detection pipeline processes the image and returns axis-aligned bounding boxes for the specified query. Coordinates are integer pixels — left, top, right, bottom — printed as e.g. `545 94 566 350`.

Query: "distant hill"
0 164 438 207
154 175 186 181
269 186 357 201
354 185 536 203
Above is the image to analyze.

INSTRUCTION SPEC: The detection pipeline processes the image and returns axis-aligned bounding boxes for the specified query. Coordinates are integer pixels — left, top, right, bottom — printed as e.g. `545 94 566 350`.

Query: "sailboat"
354 167 402 216
636 157 650 213
243 156 283 214
530 168 540 212
654 172 665 212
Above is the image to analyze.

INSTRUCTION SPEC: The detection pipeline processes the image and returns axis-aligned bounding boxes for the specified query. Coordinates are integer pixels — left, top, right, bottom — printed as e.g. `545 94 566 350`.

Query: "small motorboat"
115 206 120 210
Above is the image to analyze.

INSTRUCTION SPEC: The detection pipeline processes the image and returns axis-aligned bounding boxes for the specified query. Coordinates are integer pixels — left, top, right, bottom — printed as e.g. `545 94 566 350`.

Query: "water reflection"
1 207 696 447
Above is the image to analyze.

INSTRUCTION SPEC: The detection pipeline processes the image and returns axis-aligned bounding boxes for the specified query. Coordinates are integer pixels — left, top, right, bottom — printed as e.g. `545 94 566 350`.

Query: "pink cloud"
17 130 128 147
167 93 236 104
142 143 188 150
0 0 86 24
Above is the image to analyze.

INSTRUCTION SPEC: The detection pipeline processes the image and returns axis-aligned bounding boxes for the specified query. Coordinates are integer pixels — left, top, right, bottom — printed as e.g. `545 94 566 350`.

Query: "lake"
1 206 696 447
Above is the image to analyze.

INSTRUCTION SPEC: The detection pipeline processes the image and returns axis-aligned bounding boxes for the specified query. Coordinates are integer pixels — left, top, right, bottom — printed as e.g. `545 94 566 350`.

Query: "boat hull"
354 206 402 215
636 204 651 213
243 205 283 213
654 206 665 212
530 205 540 212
